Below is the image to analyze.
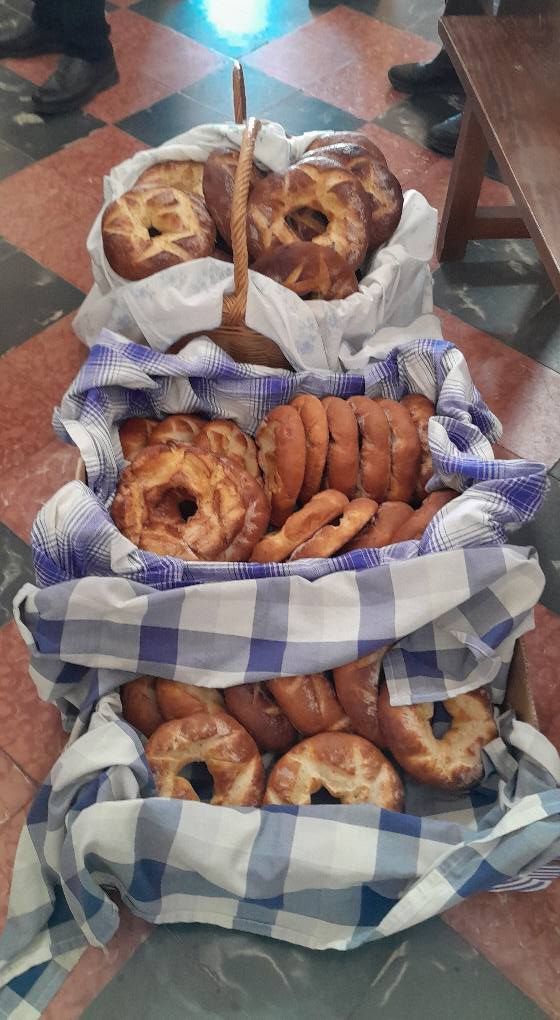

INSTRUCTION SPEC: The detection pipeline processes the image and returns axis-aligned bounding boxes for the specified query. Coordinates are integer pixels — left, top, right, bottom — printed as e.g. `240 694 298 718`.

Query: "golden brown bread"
135 159 204 197
119 418 158 461
305 131 388 166
156 679 225 720
150 414 206 446
251 490 349 563
347 395 391 502
203 147 264 250
344 501 414 552
268 673 350 735
378 686 497 790
322 395 360 498
263 732 403 808
145 712 265 805
376 398 422 503
224 683 297 753
121 676 164 737
333 647 388 743
299 143 403 250
247 159 371 270
290 497 377 560
401 393 436 501
391 490 457 542
102 186 216 281
111 444 269 562
194 419 260 479
256 405 306 527
291 394 329 503
251 241 359 300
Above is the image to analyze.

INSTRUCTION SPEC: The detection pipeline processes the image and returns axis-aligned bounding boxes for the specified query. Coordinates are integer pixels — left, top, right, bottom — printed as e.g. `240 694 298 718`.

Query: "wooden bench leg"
436 98 489 262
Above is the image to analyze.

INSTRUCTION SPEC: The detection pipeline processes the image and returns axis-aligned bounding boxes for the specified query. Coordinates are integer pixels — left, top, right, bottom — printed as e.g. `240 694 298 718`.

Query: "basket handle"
232 60 247 124
222 116 261 326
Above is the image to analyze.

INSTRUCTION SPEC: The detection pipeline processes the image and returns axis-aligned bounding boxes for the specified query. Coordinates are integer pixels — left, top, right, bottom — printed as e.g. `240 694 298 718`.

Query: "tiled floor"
0 0 559 1017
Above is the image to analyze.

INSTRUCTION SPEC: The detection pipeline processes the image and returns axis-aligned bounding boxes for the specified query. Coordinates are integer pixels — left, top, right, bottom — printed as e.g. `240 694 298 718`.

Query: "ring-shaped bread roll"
121 676 164 737
247 159 371 270
291 394 330 503
136 158 204 197
156 679 225 720
102 186 216 281
347 395 391 502
264 733 403 808
203 147 264 249
251 490 349 564
378 686 497 790
145 712 265 805
119 418 158 462
344 501 414 552
194 419 260 479
267 673 349 735
333 647 389 743
376 399 421 503
224 683 297 752
251 241 359 300
322 396 360 498
150 414 206 446
305 131 388 166
256 405 306 527
401 394 436 502
111 444 269 562
290 497 377 561
299 143 403 250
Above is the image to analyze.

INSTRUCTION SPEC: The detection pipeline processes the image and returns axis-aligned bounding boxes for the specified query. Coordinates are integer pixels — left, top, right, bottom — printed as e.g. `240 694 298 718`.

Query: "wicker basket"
173 63 292 371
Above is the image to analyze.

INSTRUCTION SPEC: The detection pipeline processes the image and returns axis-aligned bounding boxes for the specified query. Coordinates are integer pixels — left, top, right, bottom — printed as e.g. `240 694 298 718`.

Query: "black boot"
31 53 119 115
0 17 63 58
427 113 462 157
388 49 462 95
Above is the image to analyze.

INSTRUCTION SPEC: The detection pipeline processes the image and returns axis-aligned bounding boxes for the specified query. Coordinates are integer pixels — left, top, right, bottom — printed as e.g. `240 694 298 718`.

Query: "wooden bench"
436 14 560 294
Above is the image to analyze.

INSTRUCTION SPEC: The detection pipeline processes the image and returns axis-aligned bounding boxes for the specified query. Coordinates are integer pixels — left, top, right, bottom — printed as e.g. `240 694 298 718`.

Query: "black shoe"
0 17 63 58
427 113 462 157
31 54 119 114
388 49 462 95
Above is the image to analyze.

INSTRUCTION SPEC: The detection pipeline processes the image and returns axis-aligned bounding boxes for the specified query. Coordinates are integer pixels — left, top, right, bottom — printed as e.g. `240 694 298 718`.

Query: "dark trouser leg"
33 0 111 61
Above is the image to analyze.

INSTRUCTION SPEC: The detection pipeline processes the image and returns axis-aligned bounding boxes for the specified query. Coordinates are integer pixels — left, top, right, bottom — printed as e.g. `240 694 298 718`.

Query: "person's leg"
0 0 63 58
56 0 113 62
388 0 485 95
31 0 118 114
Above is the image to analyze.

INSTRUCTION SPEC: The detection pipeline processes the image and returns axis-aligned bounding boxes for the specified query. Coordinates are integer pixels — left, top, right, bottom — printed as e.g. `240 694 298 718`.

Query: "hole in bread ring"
247 160 371 270
102 185 216 281
145 712 265 805
111 444 270 562
300 143 403 250
263 733 403 808
378 686 497 790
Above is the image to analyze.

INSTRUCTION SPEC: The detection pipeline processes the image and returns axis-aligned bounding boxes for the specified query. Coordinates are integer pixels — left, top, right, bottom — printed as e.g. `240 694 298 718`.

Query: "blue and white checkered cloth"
1 333 558 1018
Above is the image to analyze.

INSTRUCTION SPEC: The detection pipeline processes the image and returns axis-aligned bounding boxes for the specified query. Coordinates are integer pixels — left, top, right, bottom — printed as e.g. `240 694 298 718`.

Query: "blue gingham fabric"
2 332 558 1018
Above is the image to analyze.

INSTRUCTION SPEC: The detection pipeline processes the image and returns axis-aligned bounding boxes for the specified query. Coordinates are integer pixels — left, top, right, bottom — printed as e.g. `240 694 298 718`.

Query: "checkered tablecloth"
1 333 558 1019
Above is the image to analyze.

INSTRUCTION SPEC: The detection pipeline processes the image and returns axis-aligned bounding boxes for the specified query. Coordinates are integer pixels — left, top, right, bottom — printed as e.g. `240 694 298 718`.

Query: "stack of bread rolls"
112 392 457 565
101 130 403 300
123 655 497 809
